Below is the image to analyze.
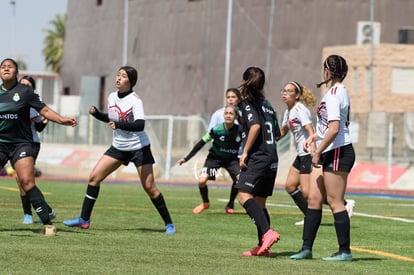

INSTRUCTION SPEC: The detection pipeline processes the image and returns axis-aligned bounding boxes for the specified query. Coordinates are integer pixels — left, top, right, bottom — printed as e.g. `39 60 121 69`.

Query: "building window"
97 0 102 6
392 67 414 94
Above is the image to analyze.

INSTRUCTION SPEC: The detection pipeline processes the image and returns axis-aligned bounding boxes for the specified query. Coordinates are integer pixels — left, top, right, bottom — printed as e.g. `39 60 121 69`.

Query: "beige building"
323 43 414 113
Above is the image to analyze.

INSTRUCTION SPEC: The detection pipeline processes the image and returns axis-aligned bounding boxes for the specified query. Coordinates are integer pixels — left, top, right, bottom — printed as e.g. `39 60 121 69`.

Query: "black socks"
302 208 322 250
333 210 351 253
289 189 308 215
199 186 209 203
151 193 173 225
81 185 100 220
26 186 51 225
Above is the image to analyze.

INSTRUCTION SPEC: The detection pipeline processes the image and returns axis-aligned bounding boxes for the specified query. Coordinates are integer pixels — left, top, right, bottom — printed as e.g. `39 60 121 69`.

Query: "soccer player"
0 58 77 236
63 65 176 235
18 75 55 224
278 81 316 225
290 55 355 261
207 88 241 130
178 105 241 214
236 67 281 257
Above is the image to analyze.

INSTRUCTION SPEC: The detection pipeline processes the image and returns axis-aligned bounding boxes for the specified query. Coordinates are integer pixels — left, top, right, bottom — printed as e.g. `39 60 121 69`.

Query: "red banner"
348 163 408 189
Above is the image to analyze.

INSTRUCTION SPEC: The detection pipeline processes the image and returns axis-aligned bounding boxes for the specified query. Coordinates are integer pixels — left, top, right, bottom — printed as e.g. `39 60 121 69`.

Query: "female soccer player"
290 55 355 261
63 65 176 235
0 58 77 236
178 105 241 214
207 88 241 130
236 67 281 257
278 81 316 225
18 75 55 224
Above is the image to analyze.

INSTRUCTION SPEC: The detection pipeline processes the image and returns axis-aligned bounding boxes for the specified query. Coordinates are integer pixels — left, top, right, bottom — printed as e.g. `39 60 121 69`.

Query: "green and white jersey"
0 82 46 143
202 123 241 160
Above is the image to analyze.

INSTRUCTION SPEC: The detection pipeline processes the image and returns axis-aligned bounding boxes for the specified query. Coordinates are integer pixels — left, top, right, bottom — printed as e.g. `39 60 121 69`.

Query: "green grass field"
0 179 413 275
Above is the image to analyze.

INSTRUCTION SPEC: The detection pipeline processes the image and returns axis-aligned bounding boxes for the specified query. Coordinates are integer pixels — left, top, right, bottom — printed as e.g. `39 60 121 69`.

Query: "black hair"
119 66 138 89
0 58 19 73
20 75 36 90
240 66 265 101
316 55 348 88
226 87 241 100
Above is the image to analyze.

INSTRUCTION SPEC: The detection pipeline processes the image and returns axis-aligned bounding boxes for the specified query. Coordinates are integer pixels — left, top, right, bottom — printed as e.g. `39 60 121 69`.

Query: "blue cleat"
63 216 90 229
322 251 352 261
165 223 176 235
23 214 33 224
290 249 313 260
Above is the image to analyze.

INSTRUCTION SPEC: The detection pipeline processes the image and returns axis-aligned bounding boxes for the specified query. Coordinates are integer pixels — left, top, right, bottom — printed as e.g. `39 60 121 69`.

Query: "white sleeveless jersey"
30 108 42 143
107 91 150 151
282 102 312 156
316 83 352 152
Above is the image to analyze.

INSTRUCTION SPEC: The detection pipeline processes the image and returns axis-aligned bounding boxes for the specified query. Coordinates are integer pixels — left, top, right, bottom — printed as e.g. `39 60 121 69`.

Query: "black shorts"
292 154 312 174
32 142 41 162
319 144 355 172
0 143 36 167
236 160 277 197
201 156 240 181
104 145 155 167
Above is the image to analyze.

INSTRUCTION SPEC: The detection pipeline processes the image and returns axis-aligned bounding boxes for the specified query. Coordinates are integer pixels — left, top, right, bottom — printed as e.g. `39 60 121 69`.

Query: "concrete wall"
61 0 414 117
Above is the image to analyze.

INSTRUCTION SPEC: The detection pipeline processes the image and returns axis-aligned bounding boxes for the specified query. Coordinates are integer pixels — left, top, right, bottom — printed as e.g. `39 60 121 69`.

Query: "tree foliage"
43 14 66 74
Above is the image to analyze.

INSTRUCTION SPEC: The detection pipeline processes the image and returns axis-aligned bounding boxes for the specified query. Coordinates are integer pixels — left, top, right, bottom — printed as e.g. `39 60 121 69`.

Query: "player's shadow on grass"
128 227 165 233
349 257 383 262
273 251 384 261
2 227 95 236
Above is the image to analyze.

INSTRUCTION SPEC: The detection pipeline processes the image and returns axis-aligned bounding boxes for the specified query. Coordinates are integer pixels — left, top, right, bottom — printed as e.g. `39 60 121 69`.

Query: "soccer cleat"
23 214 33 224
44 224 57 237
49 209 57 220
322 251 352 261
63 216 90 229
345 199 356 218
225 206 235 214
242 246 270 257
295 219 304 226
257 229 280 255
165 223 176 235
290 249 313 260
36 209 57 224
192 202 210 214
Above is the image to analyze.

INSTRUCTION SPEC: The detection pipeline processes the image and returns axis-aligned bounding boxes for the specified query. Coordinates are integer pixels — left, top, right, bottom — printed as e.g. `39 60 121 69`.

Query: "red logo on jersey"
108 104 132 122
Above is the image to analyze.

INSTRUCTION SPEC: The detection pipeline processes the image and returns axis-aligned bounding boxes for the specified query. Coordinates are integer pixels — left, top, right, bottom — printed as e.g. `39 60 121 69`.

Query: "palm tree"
43 14 66 74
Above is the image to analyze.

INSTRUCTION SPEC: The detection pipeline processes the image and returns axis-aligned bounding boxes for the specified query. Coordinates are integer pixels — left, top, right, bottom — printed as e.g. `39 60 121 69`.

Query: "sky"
0 0 68 71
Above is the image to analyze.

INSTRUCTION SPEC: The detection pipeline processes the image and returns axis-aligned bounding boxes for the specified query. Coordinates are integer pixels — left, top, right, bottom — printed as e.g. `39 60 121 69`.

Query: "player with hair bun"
63 65 176 235
290 55 355 261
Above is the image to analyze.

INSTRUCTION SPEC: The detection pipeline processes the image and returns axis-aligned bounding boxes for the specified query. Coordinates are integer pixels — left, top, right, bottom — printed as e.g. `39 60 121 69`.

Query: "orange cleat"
192 202 210 214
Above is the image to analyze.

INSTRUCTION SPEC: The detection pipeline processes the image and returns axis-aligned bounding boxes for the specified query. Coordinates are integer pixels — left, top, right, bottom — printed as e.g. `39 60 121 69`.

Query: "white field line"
218 199 414 223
